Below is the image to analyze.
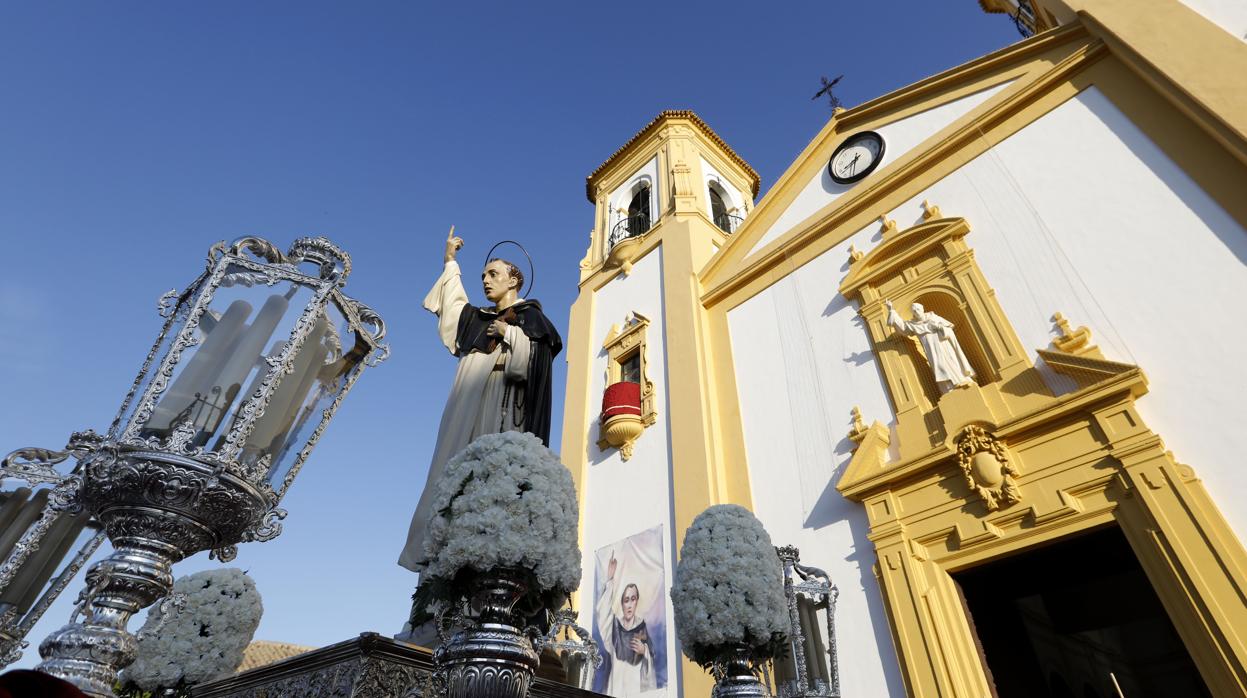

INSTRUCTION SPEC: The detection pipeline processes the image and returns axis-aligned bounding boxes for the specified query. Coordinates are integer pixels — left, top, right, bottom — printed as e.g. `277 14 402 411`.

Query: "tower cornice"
585 110 760 202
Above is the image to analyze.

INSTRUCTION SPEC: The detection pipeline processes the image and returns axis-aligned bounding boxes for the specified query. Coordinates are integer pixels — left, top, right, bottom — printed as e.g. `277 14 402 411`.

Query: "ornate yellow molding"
584 110 760 202
1050 311 1103 357
596 312 657 461
954 425 1021 512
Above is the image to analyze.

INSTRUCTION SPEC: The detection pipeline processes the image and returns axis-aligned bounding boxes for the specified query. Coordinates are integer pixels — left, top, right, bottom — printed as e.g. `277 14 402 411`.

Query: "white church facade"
561 2 1247 697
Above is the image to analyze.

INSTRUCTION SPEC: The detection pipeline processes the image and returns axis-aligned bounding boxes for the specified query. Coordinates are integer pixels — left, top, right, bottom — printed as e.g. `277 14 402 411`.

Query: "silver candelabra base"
36 449 271 697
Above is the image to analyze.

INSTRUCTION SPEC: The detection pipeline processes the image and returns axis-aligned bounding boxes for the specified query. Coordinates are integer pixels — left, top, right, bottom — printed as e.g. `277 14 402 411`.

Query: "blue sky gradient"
1 1 1015 665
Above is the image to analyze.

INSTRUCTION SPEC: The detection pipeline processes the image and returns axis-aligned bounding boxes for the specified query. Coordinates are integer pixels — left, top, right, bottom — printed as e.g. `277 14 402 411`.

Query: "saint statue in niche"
397 228 563 573
885 300 976 394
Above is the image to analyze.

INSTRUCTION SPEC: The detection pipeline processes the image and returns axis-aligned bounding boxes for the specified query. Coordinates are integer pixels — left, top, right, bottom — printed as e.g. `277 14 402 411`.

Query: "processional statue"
885 300 975 394
398 228 563 573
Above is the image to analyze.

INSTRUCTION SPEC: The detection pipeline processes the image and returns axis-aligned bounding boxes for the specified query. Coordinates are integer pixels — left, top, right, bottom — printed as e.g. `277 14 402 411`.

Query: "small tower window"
610 183 653 250
708 183 740 233
627 185 651 234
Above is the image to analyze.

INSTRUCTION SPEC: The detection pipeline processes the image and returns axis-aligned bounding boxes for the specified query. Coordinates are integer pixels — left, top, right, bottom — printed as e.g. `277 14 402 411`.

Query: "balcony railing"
609 214 652 249
713 213 744 234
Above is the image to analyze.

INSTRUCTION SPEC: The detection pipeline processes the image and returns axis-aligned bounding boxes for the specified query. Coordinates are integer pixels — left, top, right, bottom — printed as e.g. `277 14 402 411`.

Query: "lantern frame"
30 236 387 697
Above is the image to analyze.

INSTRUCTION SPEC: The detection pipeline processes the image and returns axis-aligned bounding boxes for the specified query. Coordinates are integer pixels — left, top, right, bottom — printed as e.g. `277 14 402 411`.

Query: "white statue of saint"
397 228 562 574
885 300 976 394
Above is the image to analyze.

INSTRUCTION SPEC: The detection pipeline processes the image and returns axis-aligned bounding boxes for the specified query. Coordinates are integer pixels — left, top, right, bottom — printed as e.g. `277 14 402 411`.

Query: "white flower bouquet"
416 431 581 616
120 568 263 694
670 504 788 667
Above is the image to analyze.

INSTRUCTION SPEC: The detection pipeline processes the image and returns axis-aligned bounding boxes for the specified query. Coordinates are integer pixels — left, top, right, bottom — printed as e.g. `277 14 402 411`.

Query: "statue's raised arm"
424 226 470 354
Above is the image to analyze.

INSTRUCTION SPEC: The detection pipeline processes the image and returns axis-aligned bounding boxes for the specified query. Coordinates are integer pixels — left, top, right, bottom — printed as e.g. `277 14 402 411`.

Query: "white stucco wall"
750 80 1014 255
577 248 679 695
1178 0 1247 40
728 85 1247 695
729 238 905 696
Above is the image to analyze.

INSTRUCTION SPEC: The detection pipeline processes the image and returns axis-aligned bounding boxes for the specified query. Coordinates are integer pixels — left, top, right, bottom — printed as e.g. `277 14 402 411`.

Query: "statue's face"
911 303 924 318
621 585 639 622
481 260 517 303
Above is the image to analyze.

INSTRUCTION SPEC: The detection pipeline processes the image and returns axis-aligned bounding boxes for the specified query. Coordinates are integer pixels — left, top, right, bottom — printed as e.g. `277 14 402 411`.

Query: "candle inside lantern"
197 293 291 441
0 510 87 615
145 299 253 437
243 316 330 470
0 488 34 538
0 489 49 565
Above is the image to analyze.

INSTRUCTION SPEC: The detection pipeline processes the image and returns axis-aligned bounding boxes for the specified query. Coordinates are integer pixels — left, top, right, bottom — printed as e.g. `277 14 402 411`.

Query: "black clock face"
828 131 886 184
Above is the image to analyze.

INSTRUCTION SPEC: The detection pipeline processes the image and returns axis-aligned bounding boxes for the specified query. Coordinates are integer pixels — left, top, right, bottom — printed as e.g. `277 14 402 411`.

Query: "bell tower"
577 110 758 279
563 111 759 697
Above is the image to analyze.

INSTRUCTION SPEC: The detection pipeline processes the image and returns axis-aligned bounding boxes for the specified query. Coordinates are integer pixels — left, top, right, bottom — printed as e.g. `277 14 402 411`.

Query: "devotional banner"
592 525 668 696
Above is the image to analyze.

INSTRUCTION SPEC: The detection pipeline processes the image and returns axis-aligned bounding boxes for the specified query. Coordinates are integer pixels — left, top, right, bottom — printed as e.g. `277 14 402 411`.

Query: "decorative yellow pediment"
838 216 971 299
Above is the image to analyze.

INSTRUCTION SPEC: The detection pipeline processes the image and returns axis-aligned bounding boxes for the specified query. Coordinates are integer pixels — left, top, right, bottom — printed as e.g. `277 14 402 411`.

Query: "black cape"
455 299 562 446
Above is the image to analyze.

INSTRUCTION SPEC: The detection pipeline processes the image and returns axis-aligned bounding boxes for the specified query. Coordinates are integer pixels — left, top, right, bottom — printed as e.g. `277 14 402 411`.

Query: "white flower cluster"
123 568 263 692
670 504 788 666
422 431 581 594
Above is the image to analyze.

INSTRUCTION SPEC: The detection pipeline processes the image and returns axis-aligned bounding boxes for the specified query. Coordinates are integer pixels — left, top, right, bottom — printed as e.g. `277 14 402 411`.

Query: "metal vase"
36 449 270 697
712 646 767 698
435 569 540 698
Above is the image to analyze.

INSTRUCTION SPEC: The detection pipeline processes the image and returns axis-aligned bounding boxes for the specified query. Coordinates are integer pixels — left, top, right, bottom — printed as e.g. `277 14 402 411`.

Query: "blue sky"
1 1 1016 666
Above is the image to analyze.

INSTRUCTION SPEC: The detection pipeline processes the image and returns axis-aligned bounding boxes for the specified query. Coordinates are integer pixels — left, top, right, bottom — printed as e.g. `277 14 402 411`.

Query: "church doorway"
953 526 1211 698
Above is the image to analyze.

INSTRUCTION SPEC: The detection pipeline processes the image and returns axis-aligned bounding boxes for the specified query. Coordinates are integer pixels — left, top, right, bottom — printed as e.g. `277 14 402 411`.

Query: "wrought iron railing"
608 214 651 249
714 213 745 234
1013 0 1036 37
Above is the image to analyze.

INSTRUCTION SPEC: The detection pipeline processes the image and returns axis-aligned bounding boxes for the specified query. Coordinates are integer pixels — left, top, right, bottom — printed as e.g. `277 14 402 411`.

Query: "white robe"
887 306 975 393
596 575 655 696
398 261 532 572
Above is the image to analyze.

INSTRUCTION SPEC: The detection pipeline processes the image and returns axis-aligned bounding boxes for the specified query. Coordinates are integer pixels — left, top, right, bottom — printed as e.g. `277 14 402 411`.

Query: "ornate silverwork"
434 569 541 698
711 646 769 698
156 289 180 318
0 429 107 668
774 546 840 698
543 608 601 691
2 446 72 486
32 236 387 697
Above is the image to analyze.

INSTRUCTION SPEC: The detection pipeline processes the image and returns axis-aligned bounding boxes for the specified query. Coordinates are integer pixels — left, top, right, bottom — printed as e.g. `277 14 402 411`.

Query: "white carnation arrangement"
670 504 788 667
121 567 263 694
418 431 581 610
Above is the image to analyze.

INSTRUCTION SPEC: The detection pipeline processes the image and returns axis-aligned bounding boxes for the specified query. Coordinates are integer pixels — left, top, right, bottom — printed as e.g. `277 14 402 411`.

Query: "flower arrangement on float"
415 431 581 698
118 568 262 697
671 504 788 697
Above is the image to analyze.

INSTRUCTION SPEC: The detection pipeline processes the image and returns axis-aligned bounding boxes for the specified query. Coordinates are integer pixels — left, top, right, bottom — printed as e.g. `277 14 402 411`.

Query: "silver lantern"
33 236 388 697
0 438 108 668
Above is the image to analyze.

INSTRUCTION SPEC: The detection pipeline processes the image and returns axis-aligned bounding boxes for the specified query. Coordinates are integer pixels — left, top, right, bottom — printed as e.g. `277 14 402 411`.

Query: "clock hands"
843 152 861 177
828 131 884 184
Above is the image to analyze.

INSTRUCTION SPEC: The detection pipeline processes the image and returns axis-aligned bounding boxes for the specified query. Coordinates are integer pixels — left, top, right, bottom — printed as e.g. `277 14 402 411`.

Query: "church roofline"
977 0 1011 14
585 110 761 202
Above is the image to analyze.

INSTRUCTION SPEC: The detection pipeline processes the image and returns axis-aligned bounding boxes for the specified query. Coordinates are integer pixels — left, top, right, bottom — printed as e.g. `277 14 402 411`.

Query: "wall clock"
828 131 885 184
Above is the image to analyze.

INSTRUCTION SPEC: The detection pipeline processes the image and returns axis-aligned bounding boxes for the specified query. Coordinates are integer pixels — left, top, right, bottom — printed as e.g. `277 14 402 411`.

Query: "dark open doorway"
953 526 1210 698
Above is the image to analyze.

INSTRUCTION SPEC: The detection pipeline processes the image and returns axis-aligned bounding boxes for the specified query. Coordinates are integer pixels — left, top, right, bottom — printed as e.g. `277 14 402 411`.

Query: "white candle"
147 299 253 434
0 489 49 569
0 488 33 537
244 317 329 462
1 509 86 614
200 294 290 438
